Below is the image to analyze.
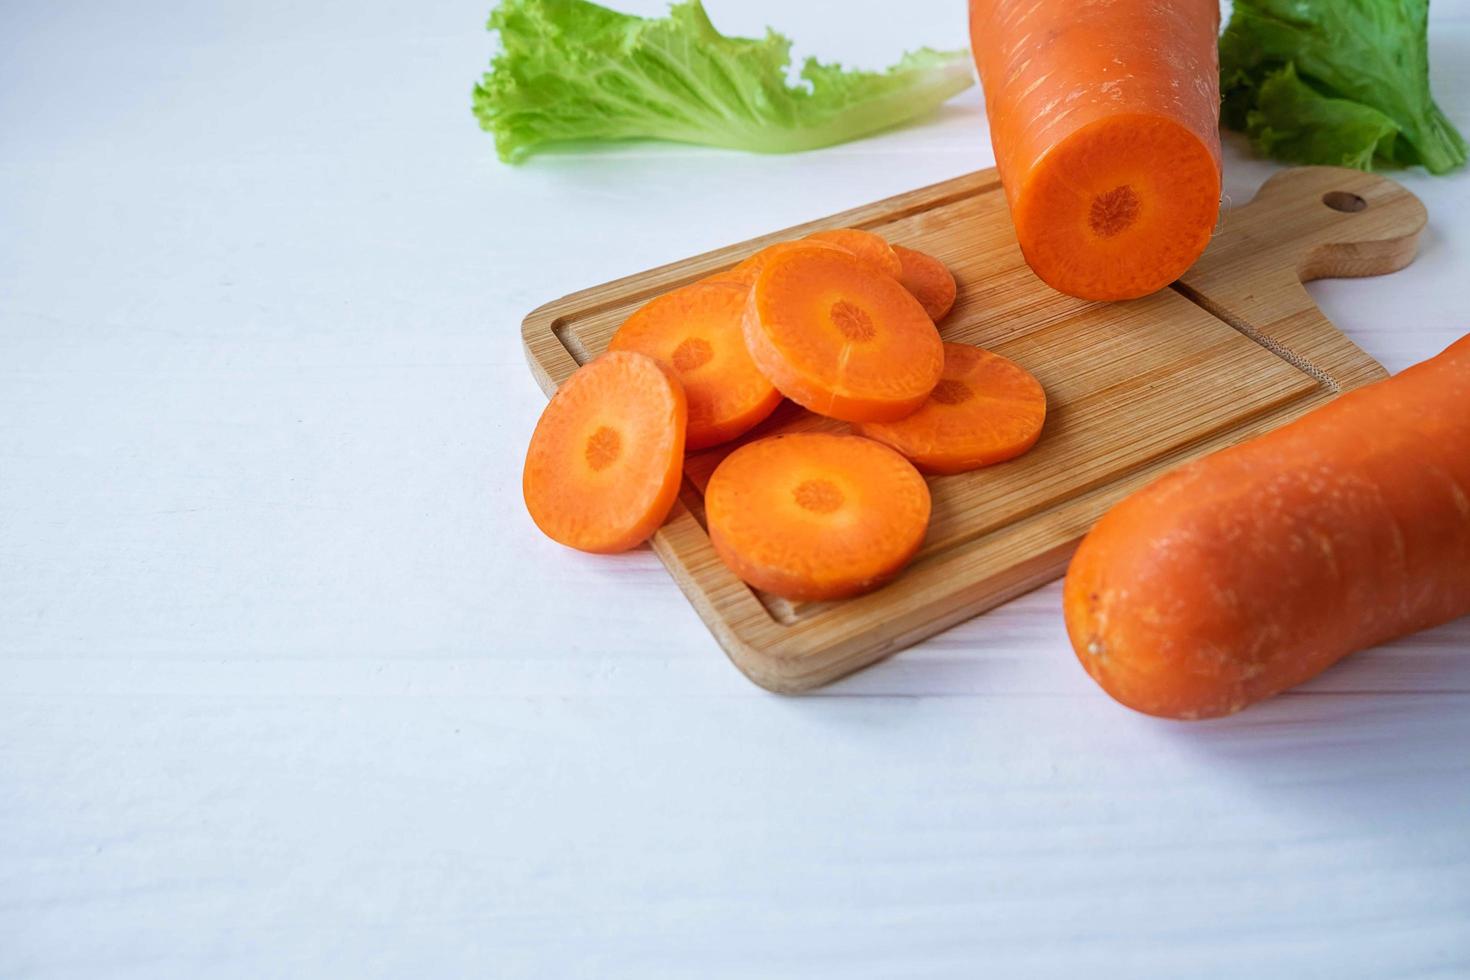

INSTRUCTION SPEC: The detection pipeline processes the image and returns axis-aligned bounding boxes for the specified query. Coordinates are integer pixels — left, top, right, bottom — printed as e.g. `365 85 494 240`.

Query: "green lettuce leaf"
1244 63 1401 171
472 0 974 163
1220 0 1466 174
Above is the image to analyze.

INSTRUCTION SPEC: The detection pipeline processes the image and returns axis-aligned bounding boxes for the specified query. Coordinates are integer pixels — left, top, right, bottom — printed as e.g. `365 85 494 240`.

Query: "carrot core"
1089 185 1140 238
930 379 973 405
830 300 877 342
671 336 714 372
794 478 845 514
584 426 622 471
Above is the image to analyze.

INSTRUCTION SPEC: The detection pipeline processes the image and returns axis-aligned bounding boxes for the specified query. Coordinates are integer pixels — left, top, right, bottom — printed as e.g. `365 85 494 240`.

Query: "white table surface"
4 1 1470 976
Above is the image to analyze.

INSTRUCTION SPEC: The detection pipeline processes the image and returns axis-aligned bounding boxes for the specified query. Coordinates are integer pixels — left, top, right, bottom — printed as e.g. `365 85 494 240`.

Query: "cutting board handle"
1178 166 1427 391
1227 166 1427 281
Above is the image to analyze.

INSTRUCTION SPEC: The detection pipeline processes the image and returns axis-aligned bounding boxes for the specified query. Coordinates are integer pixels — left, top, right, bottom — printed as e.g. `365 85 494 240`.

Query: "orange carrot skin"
970 0 1222 300
1064 335 1470 719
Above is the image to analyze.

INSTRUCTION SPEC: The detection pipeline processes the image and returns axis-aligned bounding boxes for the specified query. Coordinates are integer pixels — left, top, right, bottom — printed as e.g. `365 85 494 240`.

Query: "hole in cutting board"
1322 191 1367 213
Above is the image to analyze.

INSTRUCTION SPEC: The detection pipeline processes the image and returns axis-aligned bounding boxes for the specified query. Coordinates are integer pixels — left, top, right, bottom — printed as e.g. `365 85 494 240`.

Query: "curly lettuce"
1221 0 1466 174
472 0 974 163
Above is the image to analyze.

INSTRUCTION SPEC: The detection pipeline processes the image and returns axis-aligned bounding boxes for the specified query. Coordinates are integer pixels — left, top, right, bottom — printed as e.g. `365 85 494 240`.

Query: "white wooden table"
3 1 1469 976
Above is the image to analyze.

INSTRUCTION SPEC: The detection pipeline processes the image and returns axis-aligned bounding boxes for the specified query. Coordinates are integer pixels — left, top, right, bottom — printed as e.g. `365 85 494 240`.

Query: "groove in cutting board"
521 166 1426 692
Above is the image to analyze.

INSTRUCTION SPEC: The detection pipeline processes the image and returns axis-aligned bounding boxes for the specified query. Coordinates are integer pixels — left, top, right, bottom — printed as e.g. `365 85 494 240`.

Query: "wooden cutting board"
522 165 1426 693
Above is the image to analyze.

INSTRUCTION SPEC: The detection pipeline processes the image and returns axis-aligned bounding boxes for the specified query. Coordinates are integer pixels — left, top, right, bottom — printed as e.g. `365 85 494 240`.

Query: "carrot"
706 432 931 601
715 239 847 288
856 343 1045 474
743 246 943 422
892 245 957 321
1063 334 1470 720
523 350 687 553
608 280 782 450
969 0 1222 301
805 228 903 280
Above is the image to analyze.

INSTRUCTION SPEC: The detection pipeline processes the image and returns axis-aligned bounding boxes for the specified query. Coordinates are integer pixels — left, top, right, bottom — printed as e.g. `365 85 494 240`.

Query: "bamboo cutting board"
521 166 1426 693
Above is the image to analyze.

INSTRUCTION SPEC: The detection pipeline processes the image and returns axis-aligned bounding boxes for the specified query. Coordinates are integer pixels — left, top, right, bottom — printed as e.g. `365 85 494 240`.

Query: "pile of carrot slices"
523 228 1048 600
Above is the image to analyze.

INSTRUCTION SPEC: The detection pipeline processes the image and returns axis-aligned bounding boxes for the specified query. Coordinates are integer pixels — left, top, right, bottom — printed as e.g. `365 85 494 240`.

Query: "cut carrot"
892 245 957 321
705 432 931 601
717 238 846 288
857 343 1046 474
608 280 782 450
969 0 1222 300
1063 333 1470 719
744 247 943 422
805 228 903 280
523 350 686 554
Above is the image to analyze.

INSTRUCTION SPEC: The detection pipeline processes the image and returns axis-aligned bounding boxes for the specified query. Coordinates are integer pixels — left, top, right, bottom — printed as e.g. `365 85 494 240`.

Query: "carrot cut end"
1014 113 1221 301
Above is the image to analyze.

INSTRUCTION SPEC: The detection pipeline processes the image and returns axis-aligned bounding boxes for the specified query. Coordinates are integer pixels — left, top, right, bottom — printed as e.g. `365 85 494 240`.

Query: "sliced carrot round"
857 343 1047 474
608 280 781 450
805 228 903 280
892 244 957 321
523 351 686 553
705 432 931 602
744 247 943 423
718 238 847 288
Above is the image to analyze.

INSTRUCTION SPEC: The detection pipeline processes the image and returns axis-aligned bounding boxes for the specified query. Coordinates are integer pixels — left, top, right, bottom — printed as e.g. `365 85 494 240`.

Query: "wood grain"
522 166 1427 693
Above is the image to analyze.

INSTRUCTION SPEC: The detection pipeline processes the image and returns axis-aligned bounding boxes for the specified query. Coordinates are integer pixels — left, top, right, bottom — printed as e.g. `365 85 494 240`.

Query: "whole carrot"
1064 335 1470 719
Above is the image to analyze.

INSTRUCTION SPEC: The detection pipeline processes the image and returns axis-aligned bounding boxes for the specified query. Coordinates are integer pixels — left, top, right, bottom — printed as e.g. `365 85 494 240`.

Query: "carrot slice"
805 228 903 280
705 432 931 601
744 247 943 423
969 0 1222 300
717 238 846 288
856 343 1046 474
892 244 957 321
608 280 782 450
523 351 686 553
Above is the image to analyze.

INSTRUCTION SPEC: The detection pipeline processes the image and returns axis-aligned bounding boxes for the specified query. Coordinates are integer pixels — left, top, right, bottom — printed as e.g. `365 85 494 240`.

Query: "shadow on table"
1139 617 1470 871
